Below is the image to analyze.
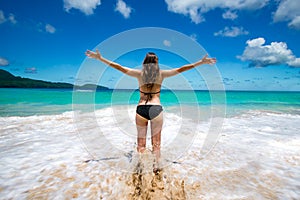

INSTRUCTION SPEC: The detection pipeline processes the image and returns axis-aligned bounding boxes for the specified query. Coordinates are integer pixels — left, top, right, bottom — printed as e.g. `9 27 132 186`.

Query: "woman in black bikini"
85 50 216 171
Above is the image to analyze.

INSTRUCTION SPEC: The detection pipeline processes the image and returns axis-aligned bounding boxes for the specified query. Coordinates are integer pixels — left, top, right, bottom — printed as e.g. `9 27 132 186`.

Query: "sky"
0 0 300 91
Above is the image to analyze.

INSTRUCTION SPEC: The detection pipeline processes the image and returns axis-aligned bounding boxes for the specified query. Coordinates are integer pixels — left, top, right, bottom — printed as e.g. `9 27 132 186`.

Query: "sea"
0 88 299 199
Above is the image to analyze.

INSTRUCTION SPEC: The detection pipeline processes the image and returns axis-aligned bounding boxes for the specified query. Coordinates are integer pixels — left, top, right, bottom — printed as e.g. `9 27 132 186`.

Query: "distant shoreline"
0 69 109 90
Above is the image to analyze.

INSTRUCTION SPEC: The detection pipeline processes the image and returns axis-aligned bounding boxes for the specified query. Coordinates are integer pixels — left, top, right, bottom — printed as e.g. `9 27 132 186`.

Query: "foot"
153 161 162 175
135 159 144 174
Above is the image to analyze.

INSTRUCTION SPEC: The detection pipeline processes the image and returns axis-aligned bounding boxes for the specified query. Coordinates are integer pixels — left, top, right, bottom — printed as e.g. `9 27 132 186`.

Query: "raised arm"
85 49 140 77
161 54 216 78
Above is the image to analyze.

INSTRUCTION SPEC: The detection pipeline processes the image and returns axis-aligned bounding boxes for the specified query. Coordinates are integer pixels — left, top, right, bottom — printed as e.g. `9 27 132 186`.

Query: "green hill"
0 69 109 90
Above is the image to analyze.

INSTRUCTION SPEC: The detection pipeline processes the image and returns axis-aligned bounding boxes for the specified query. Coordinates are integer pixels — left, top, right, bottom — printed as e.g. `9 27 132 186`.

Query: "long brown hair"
141 52 160 89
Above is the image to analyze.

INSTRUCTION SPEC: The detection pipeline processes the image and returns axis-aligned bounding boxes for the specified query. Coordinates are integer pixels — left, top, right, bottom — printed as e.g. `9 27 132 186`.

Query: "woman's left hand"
85 49 101 60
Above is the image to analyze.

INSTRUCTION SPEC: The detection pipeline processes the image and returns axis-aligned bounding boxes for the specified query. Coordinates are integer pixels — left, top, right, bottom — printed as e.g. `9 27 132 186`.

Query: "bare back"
136 71 164 105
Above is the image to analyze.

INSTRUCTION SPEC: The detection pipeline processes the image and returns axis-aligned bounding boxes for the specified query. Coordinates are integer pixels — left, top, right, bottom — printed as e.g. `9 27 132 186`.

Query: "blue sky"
0 0 300 91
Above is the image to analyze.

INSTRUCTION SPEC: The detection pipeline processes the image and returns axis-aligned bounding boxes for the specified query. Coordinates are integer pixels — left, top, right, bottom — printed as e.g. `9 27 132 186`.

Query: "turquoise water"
0 88 299 116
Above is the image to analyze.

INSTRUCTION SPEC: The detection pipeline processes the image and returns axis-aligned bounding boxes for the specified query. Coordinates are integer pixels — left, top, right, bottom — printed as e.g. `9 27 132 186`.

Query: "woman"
85 50 216 172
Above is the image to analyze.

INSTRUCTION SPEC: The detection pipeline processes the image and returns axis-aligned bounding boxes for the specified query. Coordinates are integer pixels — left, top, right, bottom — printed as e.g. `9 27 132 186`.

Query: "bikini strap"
139 89 161 104
139 90 161 95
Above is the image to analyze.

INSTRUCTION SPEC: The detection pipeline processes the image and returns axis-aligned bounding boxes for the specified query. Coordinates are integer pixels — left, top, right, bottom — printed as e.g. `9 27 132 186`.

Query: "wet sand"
26 162 188 200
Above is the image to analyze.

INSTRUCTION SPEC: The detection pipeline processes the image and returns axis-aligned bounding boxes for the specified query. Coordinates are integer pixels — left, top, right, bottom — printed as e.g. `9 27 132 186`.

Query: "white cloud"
190 33 197 41
164 0 269 24
287 58 300 67
163 40 172 47
188 7 205 24
64 0 101 15
0 57 9 66
0 10 17 24
0 10 5 24
115 0 132 19
8 13 17 24
288 16 300 29
238 37 300 67
45 24 56 34
247 37 265 47
25 67 37 74
222 10 238 20
273 0 300 30
214 26 249 37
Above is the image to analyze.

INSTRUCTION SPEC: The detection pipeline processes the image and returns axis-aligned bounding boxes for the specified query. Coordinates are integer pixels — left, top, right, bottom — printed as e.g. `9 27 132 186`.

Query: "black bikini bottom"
136 105 163 120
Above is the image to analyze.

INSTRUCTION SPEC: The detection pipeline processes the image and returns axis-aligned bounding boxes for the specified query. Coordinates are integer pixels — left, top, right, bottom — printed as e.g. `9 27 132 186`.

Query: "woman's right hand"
85 49 101 60
200 54 216 65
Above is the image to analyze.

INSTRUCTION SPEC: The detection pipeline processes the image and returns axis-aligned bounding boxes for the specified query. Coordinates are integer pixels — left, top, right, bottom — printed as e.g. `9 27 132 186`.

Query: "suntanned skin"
85 49 216 169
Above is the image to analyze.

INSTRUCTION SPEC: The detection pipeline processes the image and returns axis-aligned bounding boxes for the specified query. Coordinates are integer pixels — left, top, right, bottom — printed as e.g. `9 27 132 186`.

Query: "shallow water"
0 106 299 199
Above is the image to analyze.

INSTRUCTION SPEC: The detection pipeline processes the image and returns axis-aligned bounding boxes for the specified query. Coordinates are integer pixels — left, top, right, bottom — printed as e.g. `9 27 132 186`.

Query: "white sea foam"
0 107 299 199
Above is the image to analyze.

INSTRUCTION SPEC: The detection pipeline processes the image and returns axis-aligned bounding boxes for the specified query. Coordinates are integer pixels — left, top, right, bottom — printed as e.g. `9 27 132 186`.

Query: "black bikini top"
139 89 161 104
139 90 161 95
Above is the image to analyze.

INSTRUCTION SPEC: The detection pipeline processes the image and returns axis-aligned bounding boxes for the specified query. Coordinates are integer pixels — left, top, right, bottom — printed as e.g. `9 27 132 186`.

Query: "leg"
150 112 163 161
135 114 148 153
